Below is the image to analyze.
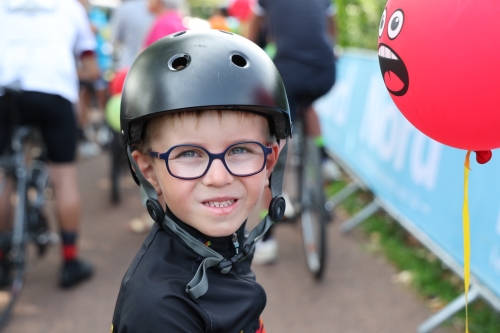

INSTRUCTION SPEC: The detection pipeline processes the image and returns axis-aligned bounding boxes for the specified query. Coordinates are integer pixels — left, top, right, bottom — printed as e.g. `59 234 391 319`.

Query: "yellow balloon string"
463 150 471 333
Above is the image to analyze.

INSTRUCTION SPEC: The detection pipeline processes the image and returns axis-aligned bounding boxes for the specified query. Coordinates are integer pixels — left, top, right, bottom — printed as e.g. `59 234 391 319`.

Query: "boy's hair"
137 109 276 154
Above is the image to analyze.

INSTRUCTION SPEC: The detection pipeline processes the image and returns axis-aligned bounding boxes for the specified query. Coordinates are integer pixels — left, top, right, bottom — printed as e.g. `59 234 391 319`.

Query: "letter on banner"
361 75 441 190
410 133 442 191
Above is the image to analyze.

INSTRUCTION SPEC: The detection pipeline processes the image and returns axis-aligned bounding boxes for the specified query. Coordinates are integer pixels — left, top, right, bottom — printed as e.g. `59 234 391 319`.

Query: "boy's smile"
133 111 279 237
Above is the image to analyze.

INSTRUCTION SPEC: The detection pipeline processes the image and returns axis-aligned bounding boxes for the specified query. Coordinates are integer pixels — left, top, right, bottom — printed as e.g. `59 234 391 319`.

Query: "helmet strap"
126 140 289 299
238 137 289 253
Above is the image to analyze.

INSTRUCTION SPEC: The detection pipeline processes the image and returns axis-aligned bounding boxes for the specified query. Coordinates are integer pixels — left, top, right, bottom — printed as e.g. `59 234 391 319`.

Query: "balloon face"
378 9 408 96
378 0 500 151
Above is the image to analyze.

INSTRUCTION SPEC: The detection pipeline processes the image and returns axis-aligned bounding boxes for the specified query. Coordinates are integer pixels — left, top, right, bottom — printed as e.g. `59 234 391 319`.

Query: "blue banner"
315 51 500 301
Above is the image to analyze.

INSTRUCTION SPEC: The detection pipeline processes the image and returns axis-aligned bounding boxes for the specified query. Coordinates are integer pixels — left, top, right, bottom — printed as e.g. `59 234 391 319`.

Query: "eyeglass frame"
149 141 274 180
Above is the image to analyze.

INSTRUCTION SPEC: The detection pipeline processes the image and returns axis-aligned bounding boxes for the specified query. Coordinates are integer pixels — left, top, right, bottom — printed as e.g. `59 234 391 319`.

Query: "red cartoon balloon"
378 0 500 151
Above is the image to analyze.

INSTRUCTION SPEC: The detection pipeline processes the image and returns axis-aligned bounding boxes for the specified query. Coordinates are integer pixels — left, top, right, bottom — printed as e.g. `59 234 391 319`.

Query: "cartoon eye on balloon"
378 8 387 37
387 10 404 39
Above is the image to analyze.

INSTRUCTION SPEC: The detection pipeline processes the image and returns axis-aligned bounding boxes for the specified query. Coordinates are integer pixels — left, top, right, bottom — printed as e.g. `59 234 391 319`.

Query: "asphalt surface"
3 153 453 333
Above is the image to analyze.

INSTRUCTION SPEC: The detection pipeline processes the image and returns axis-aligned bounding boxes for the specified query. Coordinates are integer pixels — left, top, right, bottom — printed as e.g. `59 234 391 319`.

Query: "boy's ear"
131 150 162 195
265 142 280 180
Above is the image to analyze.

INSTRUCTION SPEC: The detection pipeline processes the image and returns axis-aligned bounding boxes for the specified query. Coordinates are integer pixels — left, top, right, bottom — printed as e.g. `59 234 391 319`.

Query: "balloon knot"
474 150 492 164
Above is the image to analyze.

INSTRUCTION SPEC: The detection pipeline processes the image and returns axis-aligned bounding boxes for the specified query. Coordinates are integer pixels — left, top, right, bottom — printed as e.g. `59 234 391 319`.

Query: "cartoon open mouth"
378 43 409 96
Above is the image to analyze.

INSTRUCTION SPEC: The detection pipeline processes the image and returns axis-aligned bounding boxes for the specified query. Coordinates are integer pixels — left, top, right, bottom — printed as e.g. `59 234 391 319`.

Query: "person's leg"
32 93 93 287
0 179 14 233
77 83 101 157
49 163 81 233
77 83 92 130
0 96 13 231
304 104 322 138
304 105 341 181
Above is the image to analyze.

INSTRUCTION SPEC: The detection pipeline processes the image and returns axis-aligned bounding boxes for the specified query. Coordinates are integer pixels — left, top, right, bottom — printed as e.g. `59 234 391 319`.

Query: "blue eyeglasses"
149 141 273 180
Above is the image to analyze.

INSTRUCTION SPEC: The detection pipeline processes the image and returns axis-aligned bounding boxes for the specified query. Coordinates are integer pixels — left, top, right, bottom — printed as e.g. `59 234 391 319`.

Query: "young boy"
111 30 292 332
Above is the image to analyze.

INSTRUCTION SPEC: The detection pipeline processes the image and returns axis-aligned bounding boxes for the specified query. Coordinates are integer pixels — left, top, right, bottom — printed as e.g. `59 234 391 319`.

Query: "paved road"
3 154 453 333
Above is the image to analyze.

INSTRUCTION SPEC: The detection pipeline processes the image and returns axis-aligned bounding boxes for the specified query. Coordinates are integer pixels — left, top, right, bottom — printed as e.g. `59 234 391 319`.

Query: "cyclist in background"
110 0 154 70
0 0 98 288
247 0 339 264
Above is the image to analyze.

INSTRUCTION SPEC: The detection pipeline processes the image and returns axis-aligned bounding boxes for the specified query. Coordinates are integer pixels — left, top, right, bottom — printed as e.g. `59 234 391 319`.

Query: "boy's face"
133 112 279 237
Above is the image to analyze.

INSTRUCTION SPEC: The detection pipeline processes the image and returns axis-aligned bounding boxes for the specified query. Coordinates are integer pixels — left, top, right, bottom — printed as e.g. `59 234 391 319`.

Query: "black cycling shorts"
0 91 78 163
281 67 336 122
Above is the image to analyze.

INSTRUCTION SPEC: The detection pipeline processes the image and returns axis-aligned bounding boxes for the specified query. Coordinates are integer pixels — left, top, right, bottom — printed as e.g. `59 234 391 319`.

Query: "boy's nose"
201 159 234 187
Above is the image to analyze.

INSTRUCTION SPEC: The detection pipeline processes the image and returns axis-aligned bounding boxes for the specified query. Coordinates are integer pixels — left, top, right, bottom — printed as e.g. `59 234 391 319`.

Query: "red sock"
61 231 78 262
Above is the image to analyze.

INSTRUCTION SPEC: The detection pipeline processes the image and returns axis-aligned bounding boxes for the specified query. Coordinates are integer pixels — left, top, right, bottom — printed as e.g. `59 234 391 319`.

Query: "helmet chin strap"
126 140 288 300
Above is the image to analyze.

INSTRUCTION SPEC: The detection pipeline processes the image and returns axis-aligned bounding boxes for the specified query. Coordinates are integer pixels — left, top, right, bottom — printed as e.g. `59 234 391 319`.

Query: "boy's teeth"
205 200 235 207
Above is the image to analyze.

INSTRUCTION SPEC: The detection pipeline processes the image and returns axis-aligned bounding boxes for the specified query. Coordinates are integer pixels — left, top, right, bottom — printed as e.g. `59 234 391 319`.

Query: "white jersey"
0 0 96 103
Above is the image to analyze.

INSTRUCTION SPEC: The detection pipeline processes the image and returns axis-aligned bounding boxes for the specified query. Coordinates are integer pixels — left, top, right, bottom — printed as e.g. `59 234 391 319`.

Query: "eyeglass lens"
167 142 266 179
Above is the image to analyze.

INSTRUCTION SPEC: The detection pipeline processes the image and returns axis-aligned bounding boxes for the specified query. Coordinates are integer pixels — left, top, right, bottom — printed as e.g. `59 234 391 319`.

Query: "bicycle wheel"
0 167 29 329
296 122 328 280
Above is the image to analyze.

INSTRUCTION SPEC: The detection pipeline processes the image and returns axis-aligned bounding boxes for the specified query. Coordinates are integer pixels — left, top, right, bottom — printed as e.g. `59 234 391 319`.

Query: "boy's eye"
170 147 204 159
181 151 198 157
229 147 249 155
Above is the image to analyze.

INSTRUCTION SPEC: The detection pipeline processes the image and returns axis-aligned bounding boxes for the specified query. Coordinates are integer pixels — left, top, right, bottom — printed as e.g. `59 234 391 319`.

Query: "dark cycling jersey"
254 0 336 119
112 212 266 333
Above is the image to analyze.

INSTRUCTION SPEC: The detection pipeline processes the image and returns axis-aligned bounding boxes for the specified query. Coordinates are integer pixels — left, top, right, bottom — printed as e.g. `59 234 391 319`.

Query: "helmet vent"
219 30 233 35
168 54 190 71
231 54 247 68
173 31 186 37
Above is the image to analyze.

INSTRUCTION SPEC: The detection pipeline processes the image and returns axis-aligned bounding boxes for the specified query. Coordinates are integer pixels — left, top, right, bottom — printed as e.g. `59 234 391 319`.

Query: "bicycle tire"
296 122 328 280
0 172 29 330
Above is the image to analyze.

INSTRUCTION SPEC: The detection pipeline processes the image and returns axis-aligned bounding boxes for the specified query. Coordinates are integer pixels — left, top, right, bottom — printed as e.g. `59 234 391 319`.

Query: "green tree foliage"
187 0 225 18
335 0 387 50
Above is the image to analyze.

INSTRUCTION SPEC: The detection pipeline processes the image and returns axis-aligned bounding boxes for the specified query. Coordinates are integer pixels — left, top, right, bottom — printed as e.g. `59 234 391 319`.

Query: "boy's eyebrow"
162 139 268 150
170 134 268 145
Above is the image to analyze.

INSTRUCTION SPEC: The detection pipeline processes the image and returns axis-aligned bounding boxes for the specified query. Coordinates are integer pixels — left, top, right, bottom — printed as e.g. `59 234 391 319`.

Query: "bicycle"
283 116 329 280
0 88 58 329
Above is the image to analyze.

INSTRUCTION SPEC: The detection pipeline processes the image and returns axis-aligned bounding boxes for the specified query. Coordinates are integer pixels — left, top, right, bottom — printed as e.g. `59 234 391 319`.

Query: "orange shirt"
209 15 230 31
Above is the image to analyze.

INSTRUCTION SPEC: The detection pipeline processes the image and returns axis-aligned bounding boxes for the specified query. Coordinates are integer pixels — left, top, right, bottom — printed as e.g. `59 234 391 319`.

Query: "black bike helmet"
121 30 291 300
121 29 291 150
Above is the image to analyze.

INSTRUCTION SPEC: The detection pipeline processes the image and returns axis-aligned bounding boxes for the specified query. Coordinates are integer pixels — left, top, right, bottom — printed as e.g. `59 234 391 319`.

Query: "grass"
326 182 500 333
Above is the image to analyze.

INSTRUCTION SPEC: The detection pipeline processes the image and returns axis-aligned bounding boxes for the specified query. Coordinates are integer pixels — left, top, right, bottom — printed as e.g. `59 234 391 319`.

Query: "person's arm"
74 1 99 81
247 13 263 43
77 51 100 81
326 2 338 43
247 0 267 43
327 13 337 42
